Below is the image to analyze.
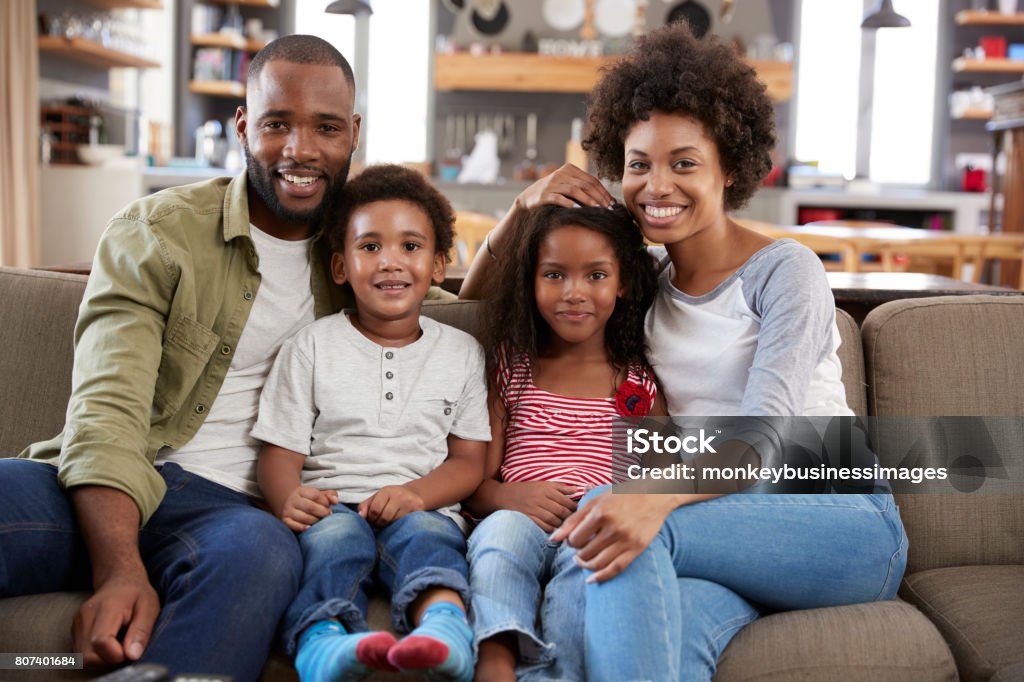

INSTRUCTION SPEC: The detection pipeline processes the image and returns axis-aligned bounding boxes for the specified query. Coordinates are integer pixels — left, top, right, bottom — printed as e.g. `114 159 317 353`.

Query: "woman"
461 23 906 682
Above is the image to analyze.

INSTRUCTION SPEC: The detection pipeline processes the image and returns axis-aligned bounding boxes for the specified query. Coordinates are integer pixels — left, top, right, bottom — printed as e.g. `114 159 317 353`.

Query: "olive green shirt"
21 172 452 524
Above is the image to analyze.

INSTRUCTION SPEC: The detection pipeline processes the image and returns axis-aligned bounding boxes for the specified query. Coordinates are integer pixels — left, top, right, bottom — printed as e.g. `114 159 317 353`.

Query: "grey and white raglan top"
646 239 852 418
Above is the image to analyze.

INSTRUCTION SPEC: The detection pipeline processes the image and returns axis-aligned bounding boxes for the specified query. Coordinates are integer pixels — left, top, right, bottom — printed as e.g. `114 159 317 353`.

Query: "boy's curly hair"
583 22 776 211
485 204 657 383
328 164 455 261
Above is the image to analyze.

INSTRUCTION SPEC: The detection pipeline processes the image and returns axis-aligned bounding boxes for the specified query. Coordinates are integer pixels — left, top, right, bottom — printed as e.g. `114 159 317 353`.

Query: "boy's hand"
280 485 337 532
358 486 425 527
496 481 578 533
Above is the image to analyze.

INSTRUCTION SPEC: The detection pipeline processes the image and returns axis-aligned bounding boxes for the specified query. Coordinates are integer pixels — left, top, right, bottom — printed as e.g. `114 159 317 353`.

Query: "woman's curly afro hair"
583 22 776 211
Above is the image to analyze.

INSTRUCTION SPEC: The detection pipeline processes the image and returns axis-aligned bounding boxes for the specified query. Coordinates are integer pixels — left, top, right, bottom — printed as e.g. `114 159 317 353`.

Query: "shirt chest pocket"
153 315 221 420
406 396 460 438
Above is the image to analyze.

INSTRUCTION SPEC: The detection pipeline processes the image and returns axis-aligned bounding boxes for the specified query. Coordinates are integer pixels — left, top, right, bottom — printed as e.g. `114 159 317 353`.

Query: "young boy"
252 164 490 682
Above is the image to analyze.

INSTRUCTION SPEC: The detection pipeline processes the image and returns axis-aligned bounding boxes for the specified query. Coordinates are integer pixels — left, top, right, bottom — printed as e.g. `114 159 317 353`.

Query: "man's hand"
514 163 616 211
72 570 159 670
280 485 337 532
495 481 578 533
550 491 681 583
358 486 425 527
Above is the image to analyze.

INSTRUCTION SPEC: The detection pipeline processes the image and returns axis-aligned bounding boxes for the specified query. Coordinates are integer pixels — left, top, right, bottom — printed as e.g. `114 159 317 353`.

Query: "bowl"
77 144 125 166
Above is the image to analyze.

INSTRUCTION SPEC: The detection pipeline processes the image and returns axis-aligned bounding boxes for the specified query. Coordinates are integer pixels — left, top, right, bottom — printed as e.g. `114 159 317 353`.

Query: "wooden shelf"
189 80 246 97
955 10 1024 25
191 33 268 52
38 36 160 69
201 0 279 6
434 52 793 102
952 108 994 120
84 0 163 8
953 57 1024 73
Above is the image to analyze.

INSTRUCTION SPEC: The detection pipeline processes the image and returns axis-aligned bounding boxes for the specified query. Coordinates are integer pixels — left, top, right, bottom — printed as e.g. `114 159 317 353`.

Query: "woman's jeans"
582 490 908 682
282 503 471 655
0 460 302 682
467 509 584 681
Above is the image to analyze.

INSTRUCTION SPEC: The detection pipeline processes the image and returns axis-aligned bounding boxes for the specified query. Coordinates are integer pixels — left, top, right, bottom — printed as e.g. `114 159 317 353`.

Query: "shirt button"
195 404 207 414
248 247 256 257
220 345 231 355
385 371 394 379
385 392 394 400
444 407 452 415
243 291 253 301
385 351 394 360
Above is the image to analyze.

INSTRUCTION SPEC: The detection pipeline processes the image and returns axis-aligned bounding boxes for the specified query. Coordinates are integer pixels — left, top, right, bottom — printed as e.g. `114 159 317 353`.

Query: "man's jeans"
581 490 908 682
0 460 302 682
467 509 585 682
281 504 471 655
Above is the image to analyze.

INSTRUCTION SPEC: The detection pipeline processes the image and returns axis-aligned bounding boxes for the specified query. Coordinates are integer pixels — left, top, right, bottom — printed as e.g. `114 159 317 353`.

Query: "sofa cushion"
863 295 1024 416
0 268 86 458
900 565 1024 682
715 600 957 681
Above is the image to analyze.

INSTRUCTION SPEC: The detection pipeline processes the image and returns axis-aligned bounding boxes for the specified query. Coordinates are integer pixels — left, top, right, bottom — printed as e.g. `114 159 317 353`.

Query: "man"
0 36 382 680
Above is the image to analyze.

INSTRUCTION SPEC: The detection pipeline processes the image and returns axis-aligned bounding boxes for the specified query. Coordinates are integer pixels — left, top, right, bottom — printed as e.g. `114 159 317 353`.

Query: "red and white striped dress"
495 343 657 500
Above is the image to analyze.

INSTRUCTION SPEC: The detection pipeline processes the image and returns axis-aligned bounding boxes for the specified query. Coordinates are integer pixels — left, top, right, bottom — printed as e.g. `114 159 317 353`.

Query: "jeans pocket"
158 462 190 492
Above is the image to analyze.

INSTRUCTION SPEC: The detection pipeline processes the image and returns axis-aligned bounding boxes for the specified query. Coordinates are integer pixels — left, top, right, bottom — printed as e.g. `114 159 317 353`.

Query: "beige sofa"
1 266 1021 682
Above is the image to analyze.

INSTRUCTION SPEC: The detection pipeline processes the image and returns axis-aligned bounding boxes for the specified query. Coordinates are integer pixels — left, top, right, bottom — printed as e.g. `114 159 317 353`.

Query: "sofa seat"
900 565 1024 682
714 600 957 681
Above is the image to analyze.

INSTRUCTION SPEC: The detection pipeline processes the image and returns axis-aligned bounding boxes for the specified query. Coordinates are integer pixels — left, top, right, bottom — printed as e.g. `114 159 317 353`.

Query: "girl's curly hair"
484 204 657 387
583 22 776 211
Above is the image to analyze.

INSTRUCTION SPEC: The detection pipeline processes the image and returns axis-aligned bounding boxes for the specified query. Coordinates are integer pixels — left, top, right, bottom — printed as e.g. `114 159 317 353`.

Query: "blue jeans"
582 489 908 682
282 504 470 655
467 510 585 682
0 460 302 682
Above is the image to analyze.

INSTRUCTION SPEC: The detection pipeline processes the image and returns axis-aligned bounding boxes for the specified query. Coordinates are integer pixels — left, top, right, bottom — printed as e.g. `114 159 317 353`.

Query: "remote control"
171 676 233 682
94 664 169 682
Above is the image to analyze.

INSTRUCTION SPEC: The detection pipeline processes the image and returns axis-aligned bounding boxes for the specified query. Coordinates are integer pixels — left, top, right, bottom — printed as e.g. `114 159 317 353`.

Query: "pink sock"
355 631 399 671
387 635 449 670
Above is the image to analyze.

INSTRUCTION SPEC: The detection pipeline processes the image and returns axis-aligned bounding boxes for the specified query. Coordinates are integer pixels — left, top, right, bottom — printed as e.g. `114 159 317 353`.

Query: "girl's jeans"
582 490 908 682
467 509 584 681
282 503 471 655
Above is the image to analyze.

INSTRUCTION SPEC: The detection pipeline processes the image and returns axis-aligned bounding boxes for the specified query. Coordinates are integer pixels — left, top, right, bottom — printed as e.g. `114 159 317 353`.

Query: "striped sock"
387 602 475 682
295 619 398 682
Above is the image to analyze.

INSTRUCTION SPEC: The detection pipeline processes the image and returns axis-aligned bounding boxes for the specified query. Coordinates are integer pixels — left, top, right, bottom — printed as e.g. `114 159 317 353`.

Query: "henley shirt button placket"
382 351 397 413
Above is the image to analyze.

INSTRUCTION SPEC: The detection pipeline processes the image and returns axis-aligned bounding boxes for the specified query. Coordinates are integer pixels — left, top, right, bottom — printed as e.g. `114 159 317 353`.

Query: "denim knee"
468 509 547 560
203 509 302 598
579 484 612 508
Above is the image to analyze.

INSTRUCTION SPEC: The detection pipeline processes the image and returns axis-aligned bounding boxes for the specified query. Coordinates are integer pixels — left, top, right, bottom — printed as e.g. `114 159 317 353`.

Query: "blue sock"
295 619 397 682
387 601 475 682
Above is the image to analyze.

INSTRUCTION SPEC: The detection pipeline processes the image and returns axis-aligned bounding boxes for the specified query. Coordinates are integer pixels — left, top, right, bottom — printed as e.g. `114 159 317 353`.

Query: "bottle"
565 117 587 171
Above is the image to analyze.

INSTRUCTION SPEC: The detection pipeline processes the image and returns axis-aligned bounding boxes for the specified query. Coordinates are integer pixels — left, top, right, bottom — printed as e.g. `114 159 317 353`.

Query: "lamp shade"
325 0 373 15
861 0 910 28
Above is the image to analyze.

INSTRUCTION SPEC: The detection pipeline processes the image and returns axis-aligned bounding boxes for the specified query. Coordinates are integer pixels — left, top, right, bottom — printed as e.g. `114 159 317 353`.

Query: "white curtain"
0 0 41 266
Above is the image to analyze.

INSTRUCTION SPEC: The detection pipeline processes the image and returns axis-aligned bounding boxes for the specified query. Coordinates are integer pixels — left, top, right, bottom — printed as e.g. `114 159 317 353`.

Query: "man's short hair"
247 34 355 90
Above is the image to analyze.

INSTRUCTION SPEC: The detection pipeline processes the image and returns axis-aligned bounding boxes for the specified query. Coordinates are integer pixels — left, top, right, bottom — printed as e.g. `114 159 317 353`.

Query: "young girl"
463 23 907 682
463 204 662 682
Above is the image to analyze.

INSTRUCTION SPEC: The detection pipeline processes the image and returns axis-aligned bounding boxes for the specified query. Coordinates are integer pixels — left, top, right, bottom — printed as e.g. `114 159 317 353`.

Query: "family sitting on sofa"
0 26 909 682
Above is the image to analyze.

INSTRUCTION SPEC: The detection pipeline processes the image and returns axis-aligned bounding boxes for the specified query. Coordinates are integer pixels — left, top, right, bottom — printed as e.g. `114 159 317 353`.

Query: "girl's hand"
358 485 425 527
496 481 579 532
550 492 680 583
515 163 616 211
281 485 337 533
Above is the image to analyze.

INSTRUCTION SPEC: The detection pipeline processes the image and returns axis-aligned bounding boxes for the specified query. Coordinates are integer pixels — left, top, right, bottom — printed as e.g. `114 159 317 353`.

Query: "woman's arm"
459 164 616 300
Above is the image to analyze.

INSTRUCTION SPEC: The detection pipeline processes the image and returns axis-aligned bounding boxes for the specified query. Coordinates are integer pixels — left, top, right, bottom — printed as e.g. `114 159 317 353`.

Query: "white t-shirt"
250 312 491 530
157 225 315 495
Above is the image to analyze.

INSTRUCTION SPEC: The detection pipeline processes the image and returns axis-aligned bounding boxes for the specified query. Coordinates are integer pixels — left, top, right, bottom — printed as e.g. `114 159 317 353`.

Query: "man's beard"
244 141 352 227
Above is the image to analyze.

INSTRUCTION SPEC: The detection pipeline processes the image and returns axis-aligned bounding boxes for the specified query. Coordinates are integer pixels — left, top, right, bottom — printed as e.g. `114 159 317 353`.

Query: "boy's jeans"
467 509 584 682
0 460 302 682
581 490 908 682
282 504 471 655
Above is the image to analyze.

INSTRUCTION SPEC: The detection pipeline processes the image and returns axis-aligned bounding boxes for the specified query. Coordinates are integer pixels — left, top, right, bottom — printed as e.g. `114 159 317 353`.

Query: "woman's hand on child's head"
496 481 578 533
515 163 616 212
551 492 678 583
358 485 426 527
281 486 338 533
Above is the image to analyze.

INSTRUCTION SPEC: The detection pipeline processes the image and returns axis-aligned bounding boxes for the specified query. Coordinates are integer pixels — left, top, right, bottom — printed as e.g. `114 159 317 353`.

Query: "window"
293 2 429 164
794 0 940 185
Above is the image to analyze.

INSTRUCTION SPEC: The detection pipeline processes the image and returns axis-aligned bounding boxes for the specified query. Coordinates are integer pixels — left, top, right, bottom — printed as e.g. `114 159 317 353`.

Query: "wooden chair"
453 211 499 267
956 234 1024 289
804 220 962 276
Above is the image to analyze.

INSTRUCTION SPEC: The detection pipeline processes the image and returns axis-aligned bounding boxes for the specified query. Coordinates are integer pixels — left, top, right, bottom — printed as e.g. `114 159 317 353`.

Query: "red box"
980 36 1007 59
